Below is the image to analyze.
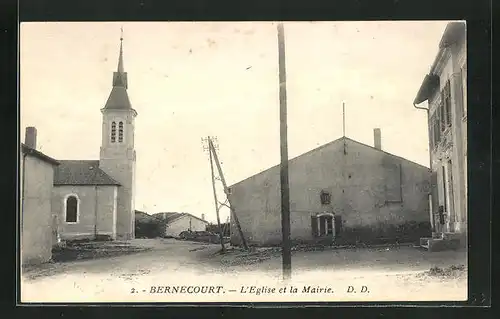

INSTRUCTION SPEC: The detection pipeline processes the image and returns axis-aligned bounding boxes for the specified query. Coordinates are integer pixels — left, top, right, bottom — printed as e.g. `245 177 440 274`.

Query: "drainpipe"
413 102 435 233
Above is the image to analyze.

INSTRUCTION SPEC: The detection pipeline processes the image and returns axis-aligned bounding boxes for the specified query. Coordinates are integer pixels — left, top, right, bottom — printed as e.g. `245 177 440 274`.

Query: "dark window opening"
66 195 78 223
118 121 124 143
441 80 452 130
111 121 116 143
442 165 448 212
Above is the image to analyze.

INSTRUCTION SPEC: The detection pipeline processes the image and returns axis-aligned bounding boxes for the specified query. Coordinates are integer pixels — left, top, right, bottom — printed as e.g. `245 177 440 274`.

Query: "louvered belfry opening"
111 121 116 143
118 121 124 142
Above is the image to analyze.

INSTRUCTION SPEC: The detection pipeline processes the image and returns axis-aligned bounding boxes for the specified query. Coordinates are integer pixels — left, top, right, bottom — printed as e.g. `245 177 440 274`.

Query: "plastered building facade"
229 131 431 247
413 22 467 238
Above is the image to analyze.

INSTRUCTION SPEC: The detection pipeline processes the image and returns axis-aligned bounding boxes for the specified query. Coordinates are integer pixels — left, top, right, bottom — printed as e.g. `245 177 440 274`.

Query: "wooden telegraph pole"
277 22 292 281
208 138 249 251
202 137 225 252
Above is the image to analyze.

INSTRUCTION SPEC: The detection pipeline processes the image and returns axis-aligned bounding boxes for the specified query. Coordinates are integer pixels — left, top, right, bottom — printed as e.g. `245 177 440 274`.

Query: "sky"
20 21 452 223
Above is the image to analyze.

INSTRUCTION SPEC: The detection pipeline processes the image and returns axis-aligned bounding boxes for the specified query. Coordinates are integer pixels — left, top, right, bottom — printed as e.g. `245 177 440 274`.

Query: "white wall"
165 216 208 237
52 185 118 240
21 155 55 265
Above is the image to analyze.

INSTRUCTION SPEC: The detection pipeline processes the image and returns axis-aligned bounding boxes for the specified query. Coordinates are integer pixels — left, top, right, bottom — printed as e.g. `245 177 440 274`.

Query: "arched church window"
118 121 124 142
65 195 79 223
111 121 116 143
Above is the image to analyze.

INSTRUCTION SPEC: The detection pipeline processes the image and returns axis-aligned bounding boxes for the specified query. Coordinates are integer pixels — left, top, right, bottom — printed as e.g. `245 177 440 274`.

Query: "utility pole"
342 101 347 155
202 136 225 252
208 138 249 251
277 22 292 281
342 101 346 137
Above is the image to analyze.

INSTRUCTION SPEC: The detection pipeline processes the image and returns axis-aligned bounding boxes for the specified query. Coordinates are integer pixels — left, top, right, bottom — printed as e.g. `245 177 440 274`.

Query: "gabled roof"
54 160 121 186
21 143 60 166
230 136 429 188
153 212 209 224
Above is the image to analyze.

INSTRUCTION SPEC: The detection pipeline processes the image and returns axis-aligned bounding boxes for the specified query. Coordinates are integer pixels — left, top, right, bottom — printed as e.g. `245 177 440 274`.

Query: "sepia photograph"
19 20 468 303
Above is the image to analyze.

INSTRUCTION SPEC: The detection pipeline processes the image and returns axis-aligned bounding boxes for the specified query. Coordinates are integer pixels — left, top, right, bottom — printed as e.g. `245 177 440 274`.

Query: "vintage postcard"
19 21 468 303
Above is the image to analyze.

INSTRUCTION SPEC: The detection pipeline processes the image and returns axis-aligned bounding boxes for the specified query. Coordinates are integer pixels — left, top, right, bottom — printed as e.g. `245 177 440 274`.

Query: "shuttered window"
311 215 319 237
461 65 467 117
439 80 452 130
431 110 441 148
334 215 342 236
430 171 439 213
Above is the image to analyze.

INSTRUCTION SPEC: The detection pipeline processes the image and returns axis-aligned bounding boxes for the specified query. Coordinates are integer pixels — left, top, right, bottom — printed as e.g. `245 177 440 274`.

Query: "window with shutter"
461 65 467 117
429 114 435 149
444 81 452 127
311 215 319 237
334 215 342 236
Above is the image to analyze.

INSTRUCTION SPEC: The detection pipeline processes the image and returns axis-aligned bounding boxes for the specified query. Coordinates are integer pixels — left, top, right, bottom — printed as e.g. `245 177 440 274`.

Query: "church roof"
54 160 121 186
104 86 132 110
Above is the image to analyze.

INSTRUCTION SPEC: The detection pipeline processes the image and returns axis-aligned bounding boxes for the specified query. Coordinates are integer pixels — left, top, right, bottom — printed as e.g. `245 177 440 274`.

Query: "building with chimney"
20 128 60 265
20 33 138 248
412 22 467 249
228 130 431 247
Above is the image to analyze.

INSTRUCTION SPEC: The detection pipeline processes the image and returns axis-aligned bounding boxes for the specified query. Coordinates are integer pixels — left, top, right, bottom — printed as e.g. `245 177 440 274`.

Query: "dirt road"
21 239 467 303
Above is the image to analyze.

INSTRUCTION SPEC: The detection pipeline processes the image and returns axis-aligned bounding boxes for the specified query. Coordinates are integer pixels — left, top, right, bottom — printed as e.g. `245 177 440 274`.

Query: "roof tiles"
54 160 120 186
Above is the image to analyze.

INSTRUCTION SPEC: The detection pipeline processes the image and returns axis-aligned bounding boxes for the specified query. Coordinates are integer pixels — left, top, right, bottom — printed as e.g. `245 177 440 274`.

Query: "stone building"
228 130 431 247
20 128 60 265
413 22 467 246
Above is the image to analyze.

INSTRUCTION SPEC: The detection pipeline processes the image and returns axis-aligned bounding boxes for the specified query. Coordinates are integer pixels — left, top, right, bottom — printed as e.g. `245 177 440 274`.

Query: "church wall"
96 185 118 239
53 185 118 240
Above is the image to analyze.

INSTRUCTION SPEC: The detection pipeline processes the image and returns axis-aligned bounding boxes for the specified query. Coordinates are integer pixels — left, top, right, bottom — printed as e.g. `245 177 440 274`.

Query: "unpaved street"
21 239 467 303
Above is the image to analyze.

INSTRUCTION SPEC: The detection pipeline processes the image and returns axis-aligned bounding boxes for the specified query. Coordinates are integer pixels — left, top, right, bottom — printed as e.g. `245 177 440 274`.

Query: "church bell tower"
99 28 137 239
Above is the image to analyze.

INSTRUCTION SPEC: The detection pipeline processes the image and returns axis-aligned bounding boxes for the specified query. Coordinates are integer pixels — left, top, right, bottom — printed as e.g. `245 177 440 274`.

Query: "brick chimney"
201 213 205 221
25 127 37 149
374 128 381 150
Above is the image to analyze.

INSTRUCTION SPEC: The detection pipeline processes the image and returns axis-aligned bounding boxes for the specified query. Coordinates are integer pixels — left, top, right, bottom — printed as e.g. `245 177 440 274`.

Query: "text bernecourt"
150 286 224 294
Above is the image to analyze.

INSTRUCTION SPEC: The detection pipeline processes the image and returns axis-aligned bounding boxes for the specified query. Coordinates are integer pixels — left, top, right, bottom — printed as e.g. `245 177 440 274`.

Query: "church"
54 34 137 241
22 33 138 248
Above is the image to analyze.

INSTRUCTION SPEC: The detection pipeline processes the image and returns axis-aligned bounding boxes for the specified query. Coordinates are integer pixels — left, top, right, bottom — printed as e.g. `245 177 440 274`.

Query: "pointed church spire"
104 28 134 111
117 27 124 73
